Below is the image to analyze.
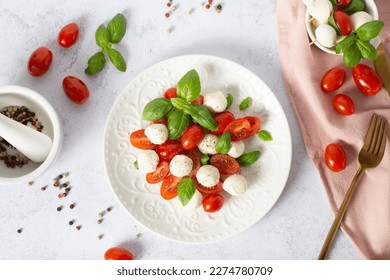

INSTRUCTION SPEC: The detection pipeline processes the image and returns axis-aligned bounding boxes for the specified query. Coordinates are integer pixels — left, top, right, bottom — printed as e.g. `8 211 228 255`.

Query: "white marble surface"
0 0 360 259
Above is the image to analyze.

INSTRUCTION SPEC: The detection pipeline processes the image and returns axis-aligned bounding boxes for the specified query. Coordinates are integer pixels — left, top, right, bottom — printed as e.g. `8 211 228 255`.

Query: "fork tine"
364 114 378 150
376 118 387 157
374 117 386 155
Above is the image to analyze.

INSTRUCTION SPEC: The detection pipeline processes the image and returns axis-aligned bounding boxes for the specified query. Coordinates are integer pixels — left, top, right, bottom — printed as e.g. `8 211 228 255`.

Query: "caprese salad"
129 69 271 213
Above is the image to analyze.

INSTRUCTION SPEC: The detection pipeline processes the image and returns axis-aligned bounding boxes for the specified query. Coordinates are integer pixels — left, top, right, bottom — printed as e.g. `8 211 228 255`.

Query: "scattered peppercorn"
215 4 222 13
60 183 68 189
165 12 170 18
69 203 75 209
76 225 81 231
41 186 47 191
98 234 104 240
17 228 22 234
58 193 63 199
57 206 63 212
68 220 74 226
106 207 112 212
98 212 105 218
167 2 171 7
97 219 103 224
62 192 67 198
53 181 59 187
65 187 71 193
28 181 33 186
172 5 177 11
205 4 210 9
208 0 213 4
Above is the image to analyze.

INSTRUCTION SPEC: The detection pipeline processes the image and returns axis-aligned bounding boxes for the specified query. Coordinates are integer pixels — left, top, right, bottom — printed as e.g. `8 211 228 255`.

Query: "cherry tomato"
146 161 169 184
352 64 382 96
196 179 223 195
58 22 79 48
223 118 251 141
202 193 224 213
333 94 355 116
324 143 347 172
156 140 183 161
129 129 156 150
191 95 204 105
183 149 201 178
210 154 240 175
334 10 352 36
27 47 53 77
62 76 90 104
337 0 351 8
164 87 177 99
181 124 204 150
161 175 181 200
104 247 134 260
210 111 235 135
321 67 346 93
151 117 168 126
245 116 262 137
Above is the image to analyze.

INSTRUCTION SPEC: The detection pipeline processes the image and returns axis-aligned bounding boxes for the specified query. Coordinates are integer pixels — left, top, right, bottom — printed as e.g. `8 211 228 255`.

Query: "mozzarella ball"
137 150 159 173
315 24 337 48
197 134 218 155
227 141 245 158
196 165 220 187
170 155 193 177
307 0 333 22
223 174 247 196
350 11 373 31
184 189 203 211
203 91 228 113
144 124 168 145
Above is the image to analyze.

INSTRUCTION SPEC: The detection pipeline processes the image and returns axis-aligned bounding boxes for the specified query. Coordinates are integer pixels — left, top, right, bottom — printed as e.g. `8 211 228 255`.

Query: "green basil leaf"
168 110 190 139
200 154 210 165
177 69 201 102
107 13 127 44
343 0 365 15
142 98 173 121
134 160 139 170
343 44 361 67
95 24 111 48
329 0 338 5
226 93 233 109
184 104 218 131
328 12 341 35
215 133 232 154
178 178 196 206
85 52 106 75
335 34 357 54
356 20 384 41
171 98 189 111
239 97 252 110
237 151 261 166
107 48 126 72
356 39 377 60
257 130 273 141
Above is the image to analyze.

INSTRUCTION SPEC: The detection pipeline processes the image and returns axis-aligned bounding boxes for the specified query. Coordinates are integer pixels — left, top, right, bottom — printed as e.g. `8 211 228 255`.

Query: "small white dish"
0 85 62 185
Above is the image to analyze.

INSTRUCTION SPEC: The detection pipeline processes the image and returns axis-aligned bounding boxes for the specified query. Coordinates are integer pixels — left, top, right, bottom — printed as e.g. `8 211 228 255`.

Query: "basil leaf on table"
343 44 362 67
239 97 252 110
335 34 357 54
356 39 377 60
85 51 106 75
237 151 261 166
142 98 173 121
184 104 218 131
168 110 190 139
356 20 384 41
107 13 127 44
107 48 126 72
178 178 196 206
177 69 201 102
200 154 210 165
171 98 189 111
257 130 273 142
215 133 232 154
343 0 365 15
226 93 233 109
95 24 111 49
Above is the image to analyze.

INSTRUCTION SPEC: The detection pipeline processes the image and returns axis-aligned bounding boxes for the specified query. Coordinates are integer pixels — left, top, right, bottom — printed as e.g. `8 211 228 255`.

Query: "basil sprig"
177 70 201 102
184 104 217 131
239 97 252 110
237 151 261 166
142 98 173 121
178 178 196 206
168 110 190 139
85 13 127 74
215 133 232 154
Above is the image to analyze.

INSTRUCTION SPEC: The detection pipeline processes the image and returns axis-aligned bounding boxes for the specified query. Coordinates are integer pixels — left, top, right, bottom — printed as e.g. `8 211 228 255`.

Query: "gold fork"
318 114 388 260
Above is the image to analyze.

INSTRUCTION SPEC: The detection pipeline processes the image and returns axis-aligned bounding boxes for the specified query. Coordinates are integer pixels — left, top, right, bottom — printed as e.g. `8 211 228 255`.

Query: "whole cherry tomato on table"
27 47 53 77
62 76 90 104
156 140 183 161
321 67 346 93
333 10 352 36
58 22 79 48
325 143 347 172
333 94 355 116
202 193 224 213
181 124 204 150
146 161 169 184
352 64 383 96
210 111 235 135
104 247 134 260
130 129 156 150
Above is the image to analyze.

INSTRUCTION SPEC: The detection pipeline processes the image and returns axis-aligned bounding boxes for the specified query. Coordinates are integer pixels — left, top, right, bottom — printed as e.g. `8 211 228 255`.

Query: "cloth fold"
276 0 390 259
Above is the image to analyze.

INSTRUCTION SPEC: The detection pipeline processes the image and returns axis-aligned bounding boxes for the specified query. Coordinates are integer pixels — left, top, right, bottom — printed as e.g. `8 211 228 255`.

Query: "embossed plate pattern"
103 55 292 243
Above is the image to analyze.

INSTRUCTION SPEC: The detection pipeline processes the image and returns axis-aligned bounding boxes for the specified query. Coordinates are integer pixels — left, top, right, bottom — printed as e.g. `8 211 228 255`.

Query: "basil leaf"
168 110 190 139
134 161 139 170
215 133 231 154
142 98 173 121
239 97 252 110
95 24 111 48
226 93 233 109
171 98 188 111
200 154 209 165
257 130 273 141
177 69 201 102
328 12 340 35
107 13 127 44
107 48 126 72
329 0 338 4
356 20 384 41
356 39 377 60
343 44 361 67
335 34 357 54
178 178 196 206
184 104 218 131
343 0 365 15
85 52 106 75
237 151 261 166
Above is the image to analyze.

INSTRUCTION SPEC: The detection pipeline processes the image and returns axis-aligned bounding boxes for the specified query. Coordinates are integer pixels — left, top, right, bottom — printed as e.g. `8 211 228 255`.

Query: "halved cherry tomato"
202 193 224 213
151 117 168 126
337 0 351 8
27 47 53 77
161 175 181 200
181 124 204 150
156 140 183 161
210 154 240 175
333 94 355 116
104 247 134 260
321 67 346 93
352 64 382 96
245 116 262 137
183 149 201 178
191 95 204 105
62 76 90 104
223 118 251 141
334 10 352 36
130 129 156 150
58 22 79 48
146 161 169 184
324 143 347 172
196 179 223 195
164 87 177 99
210 111 235 135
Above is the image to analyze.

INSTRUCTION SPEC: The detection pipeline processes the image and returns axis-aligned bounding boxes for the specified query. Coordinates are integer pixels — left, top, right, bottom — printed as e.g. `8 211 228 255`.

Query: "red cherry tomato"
191 95 204 105
62 76 90 104
324 143 347 172
156 140 183 161
129 129 156 150
334 10 352 36
181 124 204 150
337 0 351 8
146 161 169 184
223 118 251 141
210 154 240 175
210 111 235 135
27 47 53 77
352 64 383 96
58 22 79 48
104 247 134 260
202 193 224 213
321 67 346 93
333 94 355 116
183 149 201 178
151 117 168 126
245 116 262 137
163 87 177 99
160 175 181 200
196 179 223 195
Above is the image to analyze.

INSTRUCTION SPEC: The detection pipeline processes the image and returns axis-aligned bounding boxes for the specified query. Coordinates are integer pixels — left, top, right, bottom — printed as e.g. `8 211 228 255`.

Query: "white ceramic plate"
103 55 292 243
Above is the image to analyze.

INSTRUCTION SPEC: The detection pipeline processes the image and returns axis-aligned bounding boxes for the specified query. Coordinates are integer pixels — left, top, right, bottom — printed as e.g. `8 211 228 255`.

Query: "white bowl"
305 0 380 54
0 85 62 185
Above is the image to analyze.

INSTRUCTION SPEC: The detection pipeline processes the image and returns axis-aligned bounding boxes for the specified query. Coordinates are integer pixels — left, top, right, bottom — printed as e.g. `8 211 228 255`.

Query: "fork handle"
317 166 364 260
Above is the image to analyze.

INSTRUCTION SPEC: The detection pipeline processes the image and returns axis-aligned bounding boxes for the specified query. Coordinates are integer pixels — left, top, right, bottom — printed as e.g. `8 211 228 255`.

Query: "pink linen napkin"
276 0 390 259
